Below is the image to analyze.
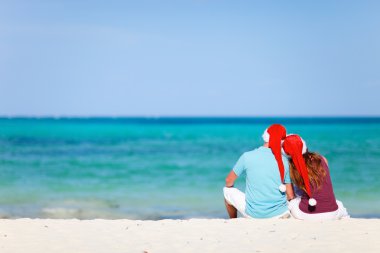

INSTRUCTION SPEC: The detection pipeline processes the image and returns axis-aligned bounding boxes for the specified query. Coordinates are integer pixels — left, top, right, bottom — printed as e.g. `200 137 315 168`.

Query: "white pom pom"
279 184 286 192
308 198 317 206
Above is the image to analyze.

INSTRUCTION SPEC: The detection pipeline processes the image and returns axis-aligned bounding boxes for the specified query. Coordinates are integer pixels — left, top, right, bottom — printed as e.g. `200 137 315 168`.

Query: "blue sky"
1 0 379 116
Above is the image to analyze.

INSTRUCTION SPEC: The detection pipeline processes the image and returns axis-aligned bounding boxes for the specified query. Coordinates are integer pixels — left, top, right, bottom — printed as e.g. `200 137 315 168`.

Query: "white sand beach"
0 218 379 253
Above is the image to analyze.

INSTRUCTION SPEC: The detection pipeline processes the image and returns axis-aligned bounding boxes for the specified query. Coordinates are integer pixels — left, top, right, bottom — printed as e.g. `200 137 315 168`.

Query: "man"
223 124 294 218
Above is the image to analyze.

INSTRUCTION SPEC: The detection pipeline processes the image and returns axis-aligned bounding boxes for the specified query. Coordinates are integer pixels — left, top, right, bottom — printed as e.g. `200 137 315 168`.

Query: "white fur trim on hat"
262 128 269 143
308 198 317 206
285 134 308 154
300 138 307 154
281 140 286 156
279 184 286 193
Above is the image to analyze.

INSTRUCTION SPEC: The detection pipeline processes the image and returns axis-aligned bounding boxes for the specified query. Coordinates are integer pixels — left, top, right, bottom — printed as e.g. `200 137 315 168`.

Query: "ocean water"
0 117 379 219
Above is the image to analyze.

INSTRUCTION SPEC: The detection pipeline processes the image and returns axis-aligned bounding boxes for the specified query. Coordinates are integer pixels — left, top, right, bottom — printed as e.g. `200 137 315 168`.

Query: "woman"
282 134 349 220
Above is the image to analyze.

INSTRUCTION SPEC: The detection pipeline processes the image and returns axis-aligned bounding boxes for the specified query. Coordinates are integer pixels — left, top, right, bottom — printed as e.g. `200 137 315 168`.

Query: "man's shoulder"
242 147 265 157
249 146 270 153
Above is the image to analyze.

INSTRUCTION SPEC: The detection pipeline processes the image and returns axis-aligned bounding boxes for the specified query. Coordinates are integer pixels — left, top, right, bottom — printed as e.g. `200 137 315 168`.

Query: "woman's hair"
288 152 327 193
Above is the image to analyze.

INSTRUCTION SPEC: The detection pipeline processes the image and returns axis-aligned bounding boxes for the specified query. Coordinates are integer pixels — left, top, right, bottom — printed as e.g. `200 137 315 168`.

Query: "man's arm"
225 170 238 187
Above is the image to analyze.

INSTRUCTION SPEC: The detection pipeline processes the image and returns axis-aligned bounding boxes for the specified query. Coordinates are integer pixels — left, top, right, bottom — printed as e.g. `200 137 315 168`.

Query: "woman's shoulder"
308 152 328 165
321 156 328 166
317 154 330 172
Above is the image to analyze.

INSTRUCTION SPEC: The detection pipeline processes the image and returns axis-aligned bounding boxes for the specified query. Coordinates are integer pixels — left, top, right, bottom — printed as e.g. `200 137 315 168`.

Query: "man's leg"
224 199 238 218
223 187 248 218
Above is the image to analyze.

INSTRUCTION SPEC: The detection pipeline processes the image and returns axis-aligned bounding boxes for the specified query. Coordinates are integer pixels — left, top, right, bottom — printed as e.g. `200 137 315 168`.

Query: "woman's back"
283 134 349 220
299 158 338 214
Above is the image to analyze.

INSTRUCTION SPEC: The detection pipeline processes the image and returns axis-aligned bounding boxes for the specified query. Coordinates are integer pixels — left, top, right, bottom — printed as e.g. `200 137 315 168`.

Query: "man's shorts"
223 187 291 219
223 187 250 218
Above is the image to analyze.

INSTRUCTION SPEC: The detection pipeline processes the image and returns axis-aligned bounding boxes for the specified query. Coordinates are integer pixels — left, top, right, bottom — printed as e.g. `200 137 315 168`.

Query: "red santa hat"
262 124 287 192
282 134 317 206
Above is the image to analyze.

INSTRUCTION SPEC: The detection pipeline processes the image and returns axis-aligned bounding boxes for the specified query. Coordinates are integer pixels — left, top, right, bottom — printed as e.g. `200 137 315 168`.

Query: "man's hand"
225 170 238 187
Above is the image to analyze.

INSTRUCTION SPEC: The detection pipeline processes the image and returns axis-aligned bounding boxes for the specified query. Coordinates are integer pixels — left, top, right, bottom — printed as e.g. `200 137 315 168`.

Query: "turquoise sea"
0 117 379 219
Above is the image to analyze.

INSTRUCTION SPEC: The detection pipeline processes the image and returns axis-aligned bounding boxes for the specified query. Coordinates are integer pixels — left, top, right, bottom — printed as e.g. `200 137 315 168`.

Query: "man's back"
233 146 290 218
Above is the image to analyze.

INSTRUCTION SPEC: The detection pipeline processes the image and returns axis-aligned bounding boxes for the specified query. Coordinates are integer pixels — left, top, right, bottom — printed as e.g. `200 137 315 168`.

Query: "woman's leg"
289 198 350 220
336 200 350 219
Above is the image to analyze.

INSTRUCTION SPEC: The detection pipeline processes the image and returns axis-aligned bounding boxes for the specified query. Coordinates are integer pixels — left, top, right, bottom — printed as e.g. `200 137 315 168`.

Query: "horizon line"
1 115 380 119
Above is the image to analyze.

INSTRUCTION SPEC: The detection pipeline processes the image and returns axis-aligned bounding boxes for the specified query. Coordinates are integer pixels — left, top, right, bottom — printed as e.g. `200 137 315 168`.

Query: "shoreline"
1 218 379 253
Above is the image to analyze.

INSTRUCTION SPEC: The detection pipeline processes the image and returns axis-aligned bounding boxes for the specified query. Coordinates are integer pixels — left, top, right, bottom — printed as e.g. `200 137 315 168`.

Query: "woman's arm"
286 183 295 200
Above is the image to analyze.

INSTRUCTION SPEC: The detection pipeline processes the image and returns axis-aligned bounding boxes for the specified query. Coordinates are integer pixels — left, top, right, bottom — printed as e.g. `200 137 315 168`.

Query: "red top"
299 159 339 214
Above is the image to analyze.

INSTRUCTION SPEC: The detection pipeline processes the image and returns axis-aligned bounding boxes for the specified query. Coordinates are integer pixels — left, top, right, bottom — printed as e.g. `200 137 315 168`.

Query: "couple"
223 124 349 220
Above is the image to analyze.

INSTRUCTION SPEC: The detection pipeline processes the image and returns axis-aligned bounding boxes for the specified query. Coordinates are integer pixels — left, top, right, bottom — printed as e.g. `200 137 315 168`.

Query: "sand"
0 218 379 253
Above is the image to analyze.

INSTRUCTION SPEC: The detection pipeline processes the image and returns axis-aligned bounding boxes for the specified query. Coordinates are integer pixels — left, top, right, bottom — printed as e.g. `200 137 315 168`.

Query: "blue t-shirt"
233 146 290 218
